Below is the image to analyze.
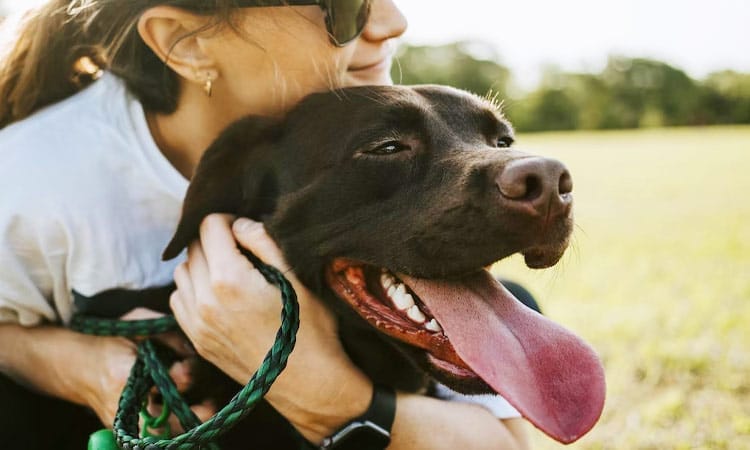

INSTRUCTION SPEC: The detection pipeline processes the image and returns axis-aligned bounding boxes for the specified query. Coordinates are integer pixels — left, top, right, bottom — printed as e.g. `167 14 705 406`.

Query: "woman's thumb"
232 217 288 270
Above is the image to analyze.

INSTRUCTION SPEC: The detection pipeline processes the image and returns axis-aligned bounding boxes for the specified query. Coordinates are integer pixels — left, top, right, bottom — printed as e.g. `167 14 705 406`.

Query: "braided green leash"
71 249 300 449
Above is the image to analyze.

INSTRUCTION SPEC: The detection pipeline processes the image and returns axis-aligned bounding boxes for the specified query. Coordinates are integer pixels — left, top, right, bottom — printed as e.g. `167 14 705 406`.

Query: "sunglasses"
234 0 372 47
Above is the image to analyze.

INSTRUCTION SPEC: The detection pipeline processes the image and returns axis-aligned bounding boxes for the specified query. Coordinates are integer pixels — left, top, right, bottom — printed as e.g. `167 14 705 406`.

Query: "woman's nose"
361 0 408 42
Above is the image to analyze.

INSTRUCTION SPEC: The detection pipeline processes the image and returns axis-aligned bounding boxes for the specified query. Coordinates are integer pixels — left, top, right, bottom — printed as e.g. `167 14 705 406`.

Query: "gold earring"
203 77 213 98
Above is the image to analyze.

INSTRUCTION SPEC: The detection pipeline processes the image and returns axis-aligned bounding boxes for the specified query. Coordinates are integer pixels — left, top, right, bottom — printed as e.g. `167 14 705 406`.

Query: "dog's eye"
366 141 412 156
496 136 514 148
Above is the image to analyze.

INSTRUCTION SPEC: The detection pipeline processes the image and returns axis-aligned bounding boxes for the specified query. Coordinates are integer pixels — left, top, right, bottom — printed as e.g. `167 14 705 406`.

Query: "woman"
0 1 529 448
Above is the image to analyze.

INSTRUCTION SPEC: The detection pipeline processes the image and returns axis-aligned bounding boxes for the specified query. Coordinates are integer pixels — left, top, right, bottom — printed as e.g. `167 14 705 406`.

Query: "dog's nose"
496 157 573 216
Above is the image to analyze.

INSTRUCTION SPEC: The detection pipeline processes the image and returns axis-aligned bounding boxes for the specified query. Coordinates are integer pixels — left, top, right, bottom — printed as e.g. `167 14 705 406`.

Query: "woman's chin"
346 66 393 86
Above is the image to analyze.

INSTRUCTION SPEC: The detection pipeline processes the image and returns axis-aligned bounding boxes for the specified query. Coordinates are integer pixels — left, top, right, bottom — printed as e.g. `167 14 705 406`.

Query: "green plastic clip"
87 429 118 450
140 402 172 439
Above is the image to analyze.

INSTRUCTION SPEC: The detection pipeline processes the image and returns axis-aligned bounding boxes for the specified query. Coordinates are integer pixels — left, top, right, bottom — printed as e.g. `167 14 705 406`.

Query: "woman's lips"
348 58 389 73
346 59 392 85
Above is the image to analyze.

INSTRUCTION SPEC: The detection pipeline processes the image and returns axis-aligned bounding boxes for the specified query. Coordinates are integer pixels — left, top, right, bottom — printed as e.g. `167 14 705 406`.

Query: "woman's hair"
0 0 239 129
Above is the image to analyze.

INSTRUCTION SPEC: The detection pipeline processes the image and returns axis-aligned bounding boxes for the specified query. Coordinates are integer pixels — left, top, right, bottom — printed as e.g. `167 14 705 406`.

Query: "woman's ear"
137 6 218 83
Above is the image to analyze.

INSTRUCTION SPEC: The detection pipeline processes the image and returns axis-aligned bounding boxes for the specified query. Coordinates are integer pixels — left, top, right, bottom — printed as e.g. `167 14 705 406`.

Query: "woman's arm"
0 313 209 428
171 214 529 449
392 395 528 450
0 323 137 425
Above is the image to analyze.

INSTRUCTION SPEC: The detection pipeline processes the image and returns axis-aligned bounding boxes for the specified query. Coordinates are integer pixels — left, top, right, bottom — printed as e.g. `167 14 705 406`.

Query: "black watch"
319 384 396 450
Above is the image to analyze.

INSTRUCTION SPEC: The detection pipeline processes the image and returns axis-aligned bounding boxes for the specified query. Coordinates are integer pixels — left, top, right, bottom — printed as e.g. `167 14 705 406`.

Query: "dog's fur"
164 85 574 445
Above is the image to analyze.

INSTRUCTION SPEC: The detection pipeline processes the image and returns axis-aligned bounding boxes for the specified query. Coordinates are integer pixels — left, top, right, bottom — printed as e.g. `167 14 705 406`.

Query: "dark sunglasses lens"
327 0 370 45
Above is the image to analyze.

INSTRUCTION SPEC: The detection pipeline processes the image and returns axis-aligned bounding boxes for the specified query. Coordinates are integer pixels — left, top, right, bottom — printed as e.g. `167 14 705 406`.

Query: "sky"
397 0 750 87
2 0 749 88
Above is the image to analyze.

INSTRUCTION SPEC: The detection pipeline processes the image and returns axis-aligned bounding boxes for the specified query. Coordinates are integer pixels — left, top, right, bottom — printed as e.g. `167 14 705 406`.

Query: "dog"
163 85 605 445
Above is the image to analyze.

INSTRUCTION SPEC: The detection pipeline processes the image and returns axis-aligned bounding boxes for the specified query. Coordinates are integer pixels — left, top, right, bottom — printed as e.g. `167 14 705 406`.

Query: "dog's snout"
496 157 573 216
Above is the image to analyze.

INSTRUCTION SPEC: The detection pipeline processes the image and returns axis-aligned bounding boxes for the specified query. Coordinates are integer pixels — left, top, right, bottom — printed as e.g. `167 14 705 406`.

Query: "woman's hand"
80 333 137 426
170 214 372 442
82 308 214 428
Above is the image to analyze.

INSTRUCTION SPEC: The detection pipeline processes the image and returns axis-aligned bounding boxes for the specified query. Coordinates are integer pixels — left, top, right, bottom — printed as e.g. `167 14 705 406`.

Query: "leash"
70 249 300 449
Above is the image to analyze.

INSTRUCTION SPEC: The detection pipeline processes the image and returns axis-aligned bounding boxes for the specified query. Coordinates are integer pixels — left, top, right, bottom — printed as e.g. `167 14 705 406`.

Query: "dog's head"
163 85 604 443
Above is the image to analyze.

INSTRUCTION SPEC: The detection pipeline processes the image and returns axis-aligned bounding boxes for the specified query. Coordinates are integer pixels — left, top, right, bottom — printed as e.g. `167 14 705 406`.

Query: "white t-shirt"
0 73 187 325
433 383 520 419
0 73 519 419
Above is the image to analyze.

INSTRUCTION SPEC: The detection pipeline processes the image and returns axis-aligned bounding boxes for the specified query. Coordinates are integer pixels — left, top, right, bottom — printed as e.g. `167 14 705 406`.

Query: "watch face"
328 421 391 449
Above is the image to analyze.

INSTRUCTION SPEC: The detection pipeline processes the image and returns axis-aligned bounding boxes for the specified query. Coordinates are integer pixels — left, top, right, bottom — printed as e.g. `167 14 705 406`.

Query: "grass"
489 125 750 450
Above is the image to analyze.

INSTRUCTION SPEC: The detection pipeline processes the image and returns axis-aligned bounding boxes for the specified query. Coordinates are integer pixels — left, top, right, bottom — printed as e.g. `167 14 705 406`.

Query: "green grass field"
490 126 750 450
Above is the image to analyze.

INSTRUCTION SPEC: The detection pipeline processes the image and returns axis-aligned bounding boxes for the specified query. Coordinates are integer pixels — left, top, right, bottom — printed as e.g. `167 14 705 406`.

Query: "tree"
392 42 511 100
391 43 749 132
701 71 750 124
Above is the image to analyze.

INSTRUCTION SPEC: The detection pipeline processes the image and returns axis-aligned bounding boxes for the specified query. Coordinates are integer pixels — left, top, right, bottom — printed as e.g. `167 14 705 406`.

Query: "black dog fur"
163 85 574 445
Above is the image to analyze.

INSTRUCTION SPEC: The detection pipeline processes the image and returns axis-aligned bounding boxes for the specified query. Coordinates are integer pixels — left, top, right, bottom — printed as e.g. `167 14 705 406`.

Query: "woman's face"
204 0 407 117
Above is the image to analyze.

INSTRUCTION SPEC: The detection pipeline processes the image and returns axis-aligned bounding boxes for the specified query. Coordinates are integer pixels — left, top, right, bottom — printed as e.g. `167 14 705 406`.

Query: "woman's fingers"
231 217 290 271
171 252 218 357
229 218 338 329
168 359 193 392
196 214 292 295
120 307 166 321
191 401 217 423
193 217 269 306
173 260 196 306
169 289 190 334
199 214 257 276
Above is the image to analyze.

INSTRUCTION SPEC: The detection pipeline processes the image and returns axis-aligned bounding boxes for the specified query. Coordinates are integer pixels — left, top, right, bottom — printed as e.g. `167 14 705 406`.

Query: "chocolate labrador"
163 85 605 444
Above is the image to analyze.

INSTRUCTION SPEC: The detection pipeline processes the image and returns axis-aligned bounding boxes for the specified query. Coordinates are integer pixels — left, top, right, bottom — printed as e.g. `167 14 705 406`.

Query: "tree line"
392 42 750 132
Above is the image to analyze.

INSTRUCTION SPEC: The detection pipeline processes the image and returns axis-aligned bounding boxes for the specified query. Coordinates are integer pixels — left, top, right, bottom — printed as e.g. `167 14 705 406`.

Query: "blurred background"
393 0 750 132
2 1 748 448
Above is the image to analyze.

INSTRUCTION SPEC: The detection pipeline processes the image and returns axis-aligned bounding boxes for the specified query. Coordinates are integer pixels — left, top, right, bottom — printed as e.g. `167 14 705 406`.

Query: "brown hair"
0 0 239 129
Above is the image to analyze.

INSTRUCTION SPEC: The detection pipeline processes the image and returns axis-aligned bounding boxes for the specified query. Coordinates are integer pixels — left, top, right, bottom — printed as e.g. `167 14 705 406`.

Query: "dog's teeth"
407 305 426 324
380 273 394 289
389 282 414 310
425 319 443 333
393 292 415 311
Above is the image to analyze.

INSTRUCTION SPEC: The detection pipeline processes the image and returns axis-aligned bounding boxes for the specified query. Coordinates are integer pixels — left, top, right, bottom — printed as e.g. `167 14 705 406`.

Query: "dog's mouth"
325 259 476 379
325 257 606 444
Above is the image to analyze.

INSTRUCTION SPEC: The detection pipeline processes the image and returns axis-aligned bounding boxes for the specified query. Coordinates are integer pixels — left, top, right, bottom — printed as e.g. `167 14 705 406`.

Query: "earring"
196 69 218 98
203 77 214 98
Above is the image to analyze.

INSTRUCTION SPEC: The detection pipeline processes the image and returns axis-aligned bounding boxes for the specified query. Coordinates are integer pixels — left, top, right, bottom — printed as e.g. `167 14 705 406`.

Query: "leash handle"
75 250 300 450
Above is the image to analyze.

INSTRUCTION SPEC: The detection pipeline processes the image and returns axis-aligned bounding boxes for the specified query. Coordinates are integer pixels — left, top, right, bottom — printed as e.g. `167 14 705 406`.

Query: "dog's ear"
162 115 281 260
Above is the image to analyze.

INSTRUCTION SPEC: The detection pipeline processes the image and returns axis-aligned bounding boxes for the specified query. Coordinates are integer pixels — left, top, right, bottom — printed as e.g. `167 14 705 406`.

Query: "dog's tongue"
400 270 605 444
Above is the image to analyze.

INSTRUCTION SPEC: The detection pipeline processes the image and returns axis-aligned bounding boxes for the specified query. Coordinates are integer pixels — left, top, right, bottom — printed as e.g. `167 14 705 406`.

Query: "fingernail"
233 217 255 233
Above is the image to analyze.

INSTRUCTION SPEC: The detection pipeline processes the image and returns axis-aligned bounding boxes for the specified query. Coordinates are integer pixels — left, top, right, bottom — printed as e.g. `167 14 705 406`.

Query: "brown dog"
164 85 605 444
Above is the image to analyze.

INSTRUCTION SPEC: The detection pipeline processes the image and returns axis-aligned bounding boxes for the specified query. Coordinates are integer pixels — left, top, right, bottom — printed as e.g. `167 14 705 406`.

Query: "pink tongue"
401 270 605 444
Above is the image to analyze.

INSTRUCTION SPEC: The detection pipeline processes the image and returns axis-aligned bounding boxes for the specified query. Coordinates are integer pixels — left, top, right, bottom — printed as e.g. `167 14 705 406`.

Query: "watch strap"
319 384 396 450
364 384 396 433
